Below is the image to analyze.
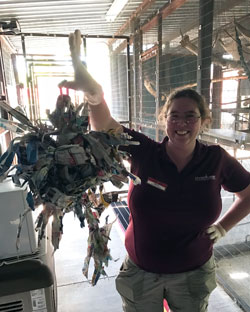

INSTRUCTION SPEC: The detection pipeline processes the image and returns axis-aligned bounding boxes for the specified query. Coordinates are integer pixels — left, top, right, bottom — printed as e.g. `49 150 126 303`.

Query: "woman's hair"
158 88 211 125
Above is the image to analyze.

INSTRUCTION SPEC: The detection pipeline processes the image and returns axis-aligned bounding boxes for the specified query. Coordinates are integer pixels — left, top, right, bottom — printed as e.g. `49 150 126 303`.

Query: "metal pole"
155 13 162 142
126 38 132 129
132 18 141 129
197 0 214 105
21 33 34 121
211 65 222 128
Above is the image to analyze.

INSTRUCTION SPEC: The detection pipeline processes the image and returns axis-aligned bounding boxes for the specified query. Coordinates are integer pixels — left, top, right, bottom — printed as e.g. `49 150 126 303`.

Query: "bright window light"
229 272 249 280
106 0 129 22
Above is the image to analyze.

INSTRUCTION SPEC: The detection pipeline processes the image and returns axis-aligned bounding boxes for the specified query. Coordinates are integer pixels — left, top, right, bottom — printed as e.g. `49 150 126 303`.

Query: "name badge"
147 177 167 191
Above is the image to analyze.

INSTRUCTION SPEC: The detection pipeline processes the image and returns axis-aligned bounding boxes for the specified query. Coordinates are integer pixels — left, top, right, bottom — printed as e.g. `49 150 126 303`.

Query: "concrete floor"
55 210 244 312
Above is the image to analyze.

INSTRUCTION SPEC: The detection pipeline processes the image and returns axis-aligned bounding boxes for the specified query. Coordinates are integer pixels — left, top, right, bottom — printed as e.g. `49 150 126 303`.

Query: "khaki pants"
115 255 217 312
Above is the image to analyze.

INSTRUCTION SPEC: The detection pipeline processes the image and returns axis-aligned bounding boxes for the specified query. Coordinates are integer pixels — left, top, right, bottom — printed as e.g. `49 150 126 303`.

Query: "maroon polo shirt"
121 127 250 274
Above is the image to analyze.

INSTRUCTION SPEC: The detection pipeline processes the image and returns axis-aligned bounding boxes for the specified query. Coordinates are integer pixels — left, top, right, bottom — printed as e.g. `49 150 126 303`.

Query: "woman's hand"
58 29 103 105
206 222 226 243
59 29 121 131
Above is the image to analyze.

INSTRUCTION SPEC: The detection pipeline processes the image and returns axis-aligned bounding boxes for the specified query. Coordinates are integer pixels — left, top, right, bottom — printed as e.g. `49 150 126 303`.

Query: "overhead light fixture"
106 0 129 22
0 19 21 35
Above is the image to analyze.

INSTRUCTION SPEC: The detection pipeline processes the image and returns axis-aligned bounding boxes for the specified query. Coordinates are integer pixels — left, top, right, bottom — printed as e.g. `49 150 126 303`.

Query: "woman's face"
165 97 203 148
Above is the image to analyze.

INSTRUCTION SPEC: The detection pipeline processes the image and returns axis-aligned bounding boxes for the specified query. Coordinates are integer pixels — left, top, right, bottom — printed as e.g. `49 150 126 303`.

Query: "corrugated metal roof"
0 0 164 54
0 0 250 55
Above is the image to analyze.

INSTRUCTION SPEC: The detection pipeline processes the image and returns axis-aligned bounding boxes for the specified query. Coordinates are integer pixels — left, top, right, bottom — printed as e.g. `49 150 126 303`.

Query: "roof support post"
126 38 132 128
132 18 142 130
235 78 242 131
197 0 214 105
211 65 222 129
0 40 8 120
155 13 162 142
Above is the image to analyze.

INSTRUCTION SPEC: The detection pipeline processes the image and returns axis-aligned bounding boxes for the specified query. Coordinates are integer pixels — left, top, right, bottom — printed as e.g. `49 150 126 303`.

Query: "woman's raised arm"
59 29 122 132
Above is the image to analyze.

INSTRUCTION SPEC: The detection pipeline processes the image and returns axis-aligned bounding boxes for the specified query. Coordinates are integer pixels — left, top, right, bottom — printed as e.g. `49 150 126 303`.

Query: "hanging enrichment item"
0 91 140 285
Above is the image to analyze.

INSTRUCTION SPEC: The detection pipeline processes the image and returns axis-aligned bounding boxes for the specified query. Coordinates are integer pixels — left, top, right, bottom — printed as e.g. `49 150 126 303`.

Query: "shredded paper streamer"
0 94 140 285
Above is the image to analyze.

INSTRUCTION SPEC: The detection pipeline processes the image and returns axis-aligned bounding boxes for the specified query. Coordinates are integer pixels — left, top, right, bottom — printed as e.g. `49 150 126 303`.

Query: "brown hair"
158 88 211 125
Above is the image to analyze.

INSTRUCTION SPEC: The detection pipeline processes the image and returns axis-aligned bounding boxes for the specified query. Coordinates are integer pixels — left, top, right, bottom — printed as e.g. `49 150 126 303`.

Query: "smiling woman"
161 88 211 124
59 30 250 312
163 90 211 170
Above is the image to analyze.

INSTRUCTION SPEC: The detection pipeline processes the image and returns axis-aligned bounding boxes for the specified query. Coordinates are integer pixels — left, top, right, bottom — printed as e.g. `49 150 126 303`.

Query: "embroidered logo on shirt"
147 177 168 191
195 175 216 181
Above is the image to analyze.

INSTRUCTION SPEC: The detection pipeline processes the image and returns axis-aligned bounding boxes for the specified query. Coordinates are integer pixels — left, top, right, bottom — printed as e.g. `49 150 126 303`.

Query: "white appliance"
0 178 38 260
0 179 57 311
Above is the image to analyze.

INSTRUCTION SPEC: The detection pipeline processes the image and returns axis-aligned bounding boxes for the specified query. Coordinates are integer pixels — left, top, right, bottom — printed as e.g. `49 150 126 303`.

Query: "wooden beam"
164 0 246 43
141 0 188 33
140 44 158 62
113 38 133 54
108 0 157 46
159 75 249 96
113 0 188 58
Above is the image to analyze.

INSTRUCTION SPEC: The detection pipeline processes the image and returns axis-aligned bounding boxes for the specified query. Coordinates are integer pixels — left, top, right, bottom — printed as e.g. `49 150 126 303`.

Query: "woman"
60 30 250 312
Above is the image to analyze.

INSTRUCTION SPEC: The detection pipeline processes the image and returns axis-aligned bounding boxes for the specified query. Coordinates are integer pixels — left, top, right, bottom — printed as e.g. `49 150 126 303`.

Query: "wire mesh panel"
214 157 250 312
2 45 15 89
212 0 250 133
141 56 157 139
125 0 250 145
110 39 129 124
